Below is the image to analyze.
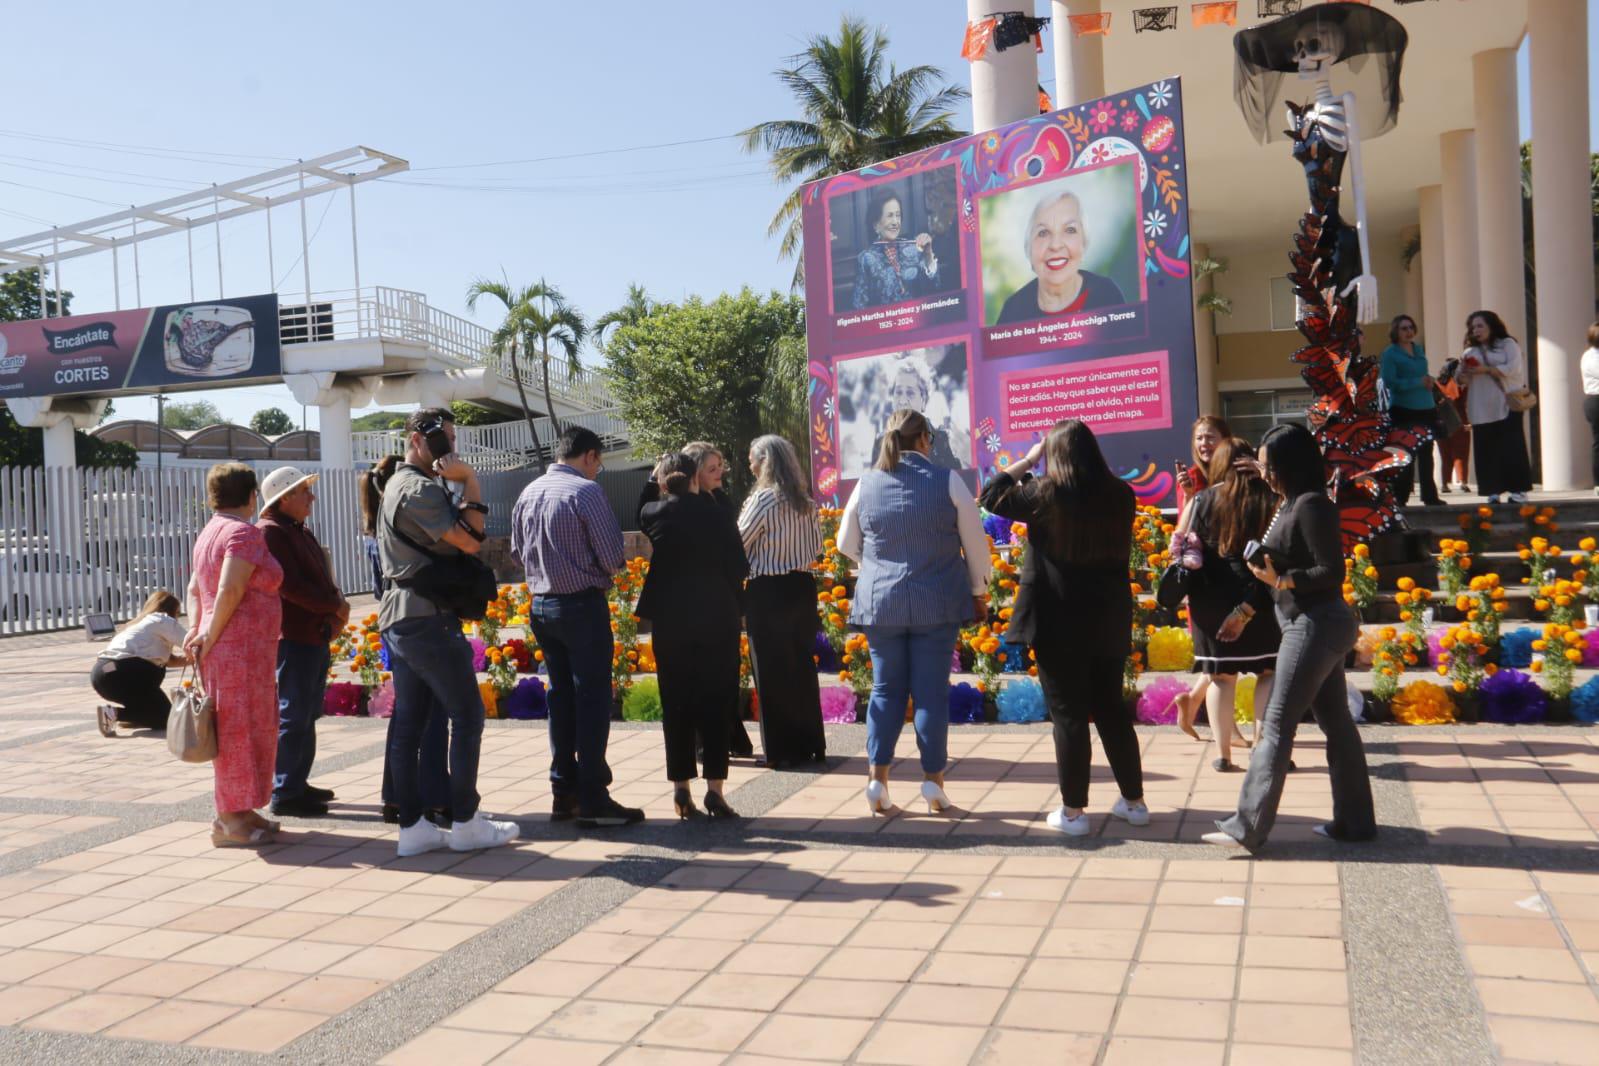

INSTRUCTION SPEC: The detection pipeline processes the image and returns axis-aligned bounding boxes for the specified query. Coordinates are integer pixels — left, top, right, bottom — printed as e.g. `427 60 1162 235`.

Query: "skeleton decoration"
1235 3 1416 549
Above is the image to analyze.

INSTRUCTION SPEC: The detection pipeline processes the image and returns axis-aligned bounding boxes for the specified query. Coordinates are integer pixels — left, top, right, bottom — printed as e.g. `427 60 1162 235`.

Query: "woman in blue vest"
838 409 991 815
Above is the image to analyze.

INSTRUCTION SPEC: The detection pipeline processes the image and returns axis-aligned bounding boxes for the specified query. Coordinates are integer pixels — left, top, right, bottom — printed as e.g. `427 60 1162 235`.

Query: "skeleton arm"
1340 91 1379 324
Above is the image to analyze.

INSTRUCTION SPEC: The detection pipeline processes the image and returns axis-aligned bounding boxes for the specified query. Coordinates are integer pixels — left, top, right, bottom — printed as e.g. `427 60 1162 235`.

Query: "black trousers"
654 626 738 782
746 573 827 765
1389 405 1441 504
1585 395 1599 486
1034 649 1143 810
89 657 170 730
1473 414 1533 496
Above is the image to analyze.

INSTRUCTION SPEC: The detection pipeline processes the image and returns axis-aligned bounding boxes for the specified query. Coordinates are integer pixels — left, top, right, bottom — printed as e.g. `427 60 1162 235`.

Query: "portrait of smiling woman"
978 163 1141 328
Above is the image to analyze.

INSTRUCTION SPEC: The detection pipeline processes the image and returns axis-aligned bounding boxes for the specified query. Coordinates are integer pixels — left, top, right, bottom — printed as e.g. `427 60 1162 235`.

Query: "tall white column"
41 419 75 470
1191 241 1219 414
1472 48 1527 343
968 0 1039 132
1439 131 1482 353
1049 0 1104 108
318 394 352 470
1400 223 1424 337
1417 186 1449 360
1528 0 1596 490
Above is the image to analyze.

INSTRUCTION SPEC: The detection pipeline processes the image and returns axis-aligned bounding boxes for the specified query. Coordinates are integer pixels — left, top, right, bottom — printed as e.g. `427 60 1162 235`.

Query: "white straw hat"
260 466 319 511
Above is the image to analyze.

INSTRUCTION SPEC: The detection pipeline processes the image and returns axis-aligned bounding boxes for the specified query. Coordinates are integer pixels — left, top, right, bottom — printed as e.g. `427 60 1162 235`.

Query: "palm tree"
521 279 588 442
467 276 547 471
741 15 969 287
592 283 655 356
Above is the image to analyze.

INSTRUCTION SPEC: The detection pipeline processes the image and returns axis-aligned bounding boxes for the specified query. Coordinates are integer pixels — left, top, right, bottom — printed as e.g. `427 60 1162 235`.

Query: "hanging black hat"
1233 2 1408 145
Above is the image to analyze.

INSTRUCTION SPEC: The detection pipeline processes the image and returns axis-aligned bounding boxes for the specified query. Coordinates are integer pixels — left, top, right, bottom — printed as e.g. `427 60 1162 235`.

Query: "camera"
416 416 453 464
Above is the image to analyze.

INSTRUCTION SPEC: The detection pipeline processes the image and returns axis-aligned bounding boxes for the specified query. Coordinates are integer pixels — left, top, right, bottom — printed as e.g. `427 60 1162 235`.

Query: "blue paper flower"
1499 628 1537 669
504 676 548 720
982 511 1012 545
949 682 986 724
1571 676 1599 724
1001 642 1029 673
996 678 1046 723
378 636 392 671
1479 668 1548 725
813 631 839 673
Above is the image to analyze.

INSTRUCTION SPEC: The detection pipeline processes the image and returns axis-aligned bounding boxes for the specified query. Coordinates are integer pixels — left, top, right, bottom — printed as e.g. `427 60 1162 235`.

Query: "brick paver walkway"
2 630 1597 1064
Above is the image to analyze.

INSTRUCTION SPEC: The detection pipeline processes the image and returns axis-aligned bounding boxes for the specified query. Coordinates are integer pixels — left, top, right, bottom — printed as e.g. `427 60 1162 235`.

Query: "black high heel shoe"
704 792 739 820
673 787 702 819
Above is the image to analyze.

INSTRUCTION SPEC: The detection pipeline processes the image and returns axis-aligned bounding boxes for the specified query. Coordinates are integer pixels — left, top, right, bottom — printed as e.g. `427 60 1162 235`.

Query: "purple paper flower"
1584 628 1599 668
367 680 395 718
1479 668 1548 724
323 682 365 717
949 682 986 724
820 686 859 724
1136 676 1191 725
813 631 839 673
470 637 488 673
505 676 548 720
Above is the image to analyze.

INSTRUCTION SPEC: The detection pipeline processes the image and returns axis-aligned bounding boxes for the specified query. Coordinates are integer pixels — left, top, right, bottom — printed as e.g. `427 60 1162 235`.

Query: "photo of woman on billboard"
995 190 1126 324
835 343 972 481
852 191 941 310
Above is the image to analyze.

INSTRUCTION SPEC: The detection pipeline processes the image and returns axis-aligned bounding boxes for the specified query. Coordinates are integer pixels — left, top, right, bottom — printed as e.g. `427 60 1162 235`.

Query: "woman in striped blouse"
738 436 828 769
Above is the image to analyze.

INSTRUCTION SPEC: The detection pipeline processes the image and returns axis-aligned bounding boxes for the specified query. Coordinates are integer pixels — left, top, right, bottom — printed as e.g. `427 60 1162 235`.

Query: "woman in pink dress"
185 463 284 847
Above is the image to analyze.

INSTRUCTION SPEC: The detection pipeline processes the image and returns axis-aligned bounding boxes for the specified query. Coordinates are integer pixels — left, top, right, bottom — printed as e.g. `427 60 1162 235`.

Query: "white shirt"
100 612 186 666
839 468 992 595
1463 338 1523 425
738 487 823 577
1581 347 1599 397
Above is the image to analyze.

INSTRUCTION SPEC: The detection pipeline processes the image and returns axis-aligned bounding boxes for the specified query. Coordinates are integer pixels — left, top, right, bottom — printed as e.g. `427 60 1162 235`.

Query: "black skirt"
1472 415 1533 495
1187 557 1281 676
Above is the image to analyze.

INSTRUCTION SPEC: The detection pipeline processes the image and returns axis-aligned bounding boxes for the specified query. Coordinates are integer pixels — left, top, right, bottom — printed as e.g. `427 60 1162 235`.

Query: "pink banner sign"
1000 350 1172 437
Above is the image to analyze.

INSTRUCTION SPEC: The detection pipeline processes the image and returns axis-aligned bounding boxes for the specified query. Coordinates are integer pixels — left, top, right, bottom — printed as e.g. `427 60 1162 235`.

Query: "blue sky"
1 1 1595 430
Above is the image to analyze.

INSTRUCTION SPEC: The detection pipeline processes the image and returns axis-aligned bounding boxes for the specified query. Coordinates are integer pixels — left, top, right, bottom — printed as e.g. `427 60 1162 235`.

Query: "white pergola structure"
0 147 621 470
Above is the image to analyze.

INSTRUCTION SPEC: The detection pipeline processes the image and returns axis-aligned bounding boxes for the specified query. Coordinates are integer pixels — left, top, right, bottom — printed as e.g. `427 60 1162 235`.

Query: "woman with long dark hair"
739 435 826 768
1178 438 1280 771
638 452 750 819
359 455 402 596
982 420 1146 836
91 590 187 735
1203 424 1375 851
839 409 990 815
1461 310 1532 504
1170 414 1232 731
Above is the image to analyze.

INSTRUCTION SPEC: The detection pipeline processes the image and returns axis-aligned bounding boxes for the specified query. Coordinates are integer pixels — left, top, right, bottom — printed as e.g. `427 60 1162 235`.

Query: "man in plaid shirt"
511 427 642 827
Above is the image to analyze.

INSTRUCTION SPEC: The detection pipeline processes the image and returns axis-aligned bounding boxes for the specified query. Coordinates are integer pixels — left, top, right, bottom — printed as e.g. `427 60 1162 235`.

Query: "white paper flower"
985 433 1002 454
1144 211 1168 238
1149 81 1173 109
822 396 836 420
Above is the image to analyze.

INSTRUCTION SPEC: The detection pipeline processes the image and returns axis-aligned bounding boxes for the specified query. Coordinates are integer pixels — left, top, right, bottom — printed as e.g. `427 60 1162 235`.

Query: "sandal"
211 819 274 848
246 811 282 834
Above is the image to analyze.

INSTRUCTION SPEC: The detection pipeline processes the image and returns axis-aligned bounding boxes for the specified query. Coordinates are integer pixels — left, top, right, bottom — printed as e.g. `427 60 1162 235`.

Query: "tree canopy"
249 407 295 436
160 400 224 431
604 288 806 500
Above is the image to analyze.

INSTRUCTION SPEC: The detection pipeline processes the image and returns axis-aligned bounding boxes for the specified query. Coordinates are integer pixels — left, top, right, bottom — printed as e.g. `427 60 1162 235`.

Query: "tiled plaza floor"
2 630 1598 1064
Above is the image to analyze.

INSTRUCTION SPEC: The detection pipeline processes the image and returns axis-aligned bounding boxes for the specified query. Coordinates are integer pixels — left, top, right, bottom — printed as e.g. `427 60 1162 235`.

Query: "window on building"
1221 389 1312 443
1268 276 1298 332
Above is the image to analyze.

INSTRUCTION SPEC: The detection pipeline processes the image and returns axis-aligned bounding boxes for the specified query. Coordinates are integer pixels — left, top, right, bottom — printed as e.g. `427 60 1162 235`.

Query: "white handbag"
166 668 217 763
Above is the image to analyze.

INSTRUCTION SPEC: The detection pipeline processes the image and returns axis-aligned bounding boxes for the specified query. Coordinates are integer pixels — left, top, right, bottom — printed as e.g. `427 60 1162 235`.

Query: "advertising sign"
0 292 281 399
802 79 1196 506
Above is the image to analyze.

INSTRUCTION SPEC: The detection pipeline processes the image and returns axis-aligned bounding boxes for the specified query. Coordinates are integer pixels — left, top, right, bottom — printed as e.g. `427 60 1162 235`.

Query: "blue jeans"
862 623 959 774
274 640 330 803
385 612 484 829
530 589 614 808
380 708 450 812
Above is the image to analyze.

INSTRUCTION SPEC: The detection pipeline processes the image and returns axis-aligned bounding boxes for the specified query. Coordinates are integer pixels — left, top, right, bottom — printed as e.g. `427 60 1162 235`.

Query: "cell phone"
418 417 452 462
1243 539 1267 565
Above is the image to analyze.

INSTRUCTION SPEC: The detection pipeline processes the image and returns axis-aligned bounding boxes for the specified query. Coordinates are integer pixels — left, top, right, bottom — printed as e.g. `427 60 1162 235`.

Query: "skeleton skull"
1293 22 1343 77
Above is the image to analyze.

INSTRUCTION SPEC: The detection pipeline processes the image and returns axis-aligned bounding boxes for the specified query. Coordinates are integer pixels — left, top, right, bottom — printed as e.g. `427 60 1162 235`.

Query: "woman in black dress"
637 453 750 819
1179 438 1280 772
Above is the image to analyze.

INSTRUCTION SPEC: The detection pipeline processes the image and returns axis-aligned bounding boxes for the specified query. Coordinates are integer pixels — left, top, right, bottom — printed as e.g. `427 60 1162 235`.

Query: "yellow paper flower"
1391 680 1456 725
1146 626 1195 672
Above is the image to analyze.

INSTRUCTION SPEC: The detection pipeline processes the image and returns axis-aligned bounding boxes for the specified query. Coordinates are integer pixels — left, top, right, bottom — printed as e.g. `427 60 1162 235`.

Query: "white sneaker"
1508 492 1529 505
450 812 520 852
397 819 450 857
1486 494 1502 505
1111 797 1150 827
1045 807 1091 836
1201 830 1245 850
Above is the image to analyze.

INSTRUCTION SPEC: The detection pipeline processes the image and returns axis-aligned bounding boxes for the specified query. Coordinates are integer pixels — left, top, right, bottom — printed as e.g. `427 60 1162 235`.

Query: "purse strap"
175 663 204 698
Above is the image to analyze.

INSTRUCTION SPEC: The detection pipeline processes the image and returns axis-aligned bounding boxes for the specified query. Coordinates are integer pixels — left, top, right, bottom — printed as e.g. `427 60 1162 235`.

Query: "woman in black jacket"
981 419 1146 837
637 453 750 819
1203 424 1376 851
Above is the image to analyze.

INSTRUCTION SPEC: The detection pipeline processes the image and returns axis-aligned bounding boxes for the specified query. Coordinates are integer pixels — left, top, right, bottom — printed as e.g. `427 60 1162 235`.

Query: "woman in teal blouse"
1379 314 1442 507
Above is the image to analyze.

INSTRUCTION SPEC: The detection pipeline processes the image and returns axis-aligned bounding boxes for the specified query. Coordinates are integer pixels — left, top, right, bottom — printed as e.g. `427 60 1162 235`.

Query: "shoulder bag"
166 667 217 763
1506 387 1538 413
385 512 498 621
